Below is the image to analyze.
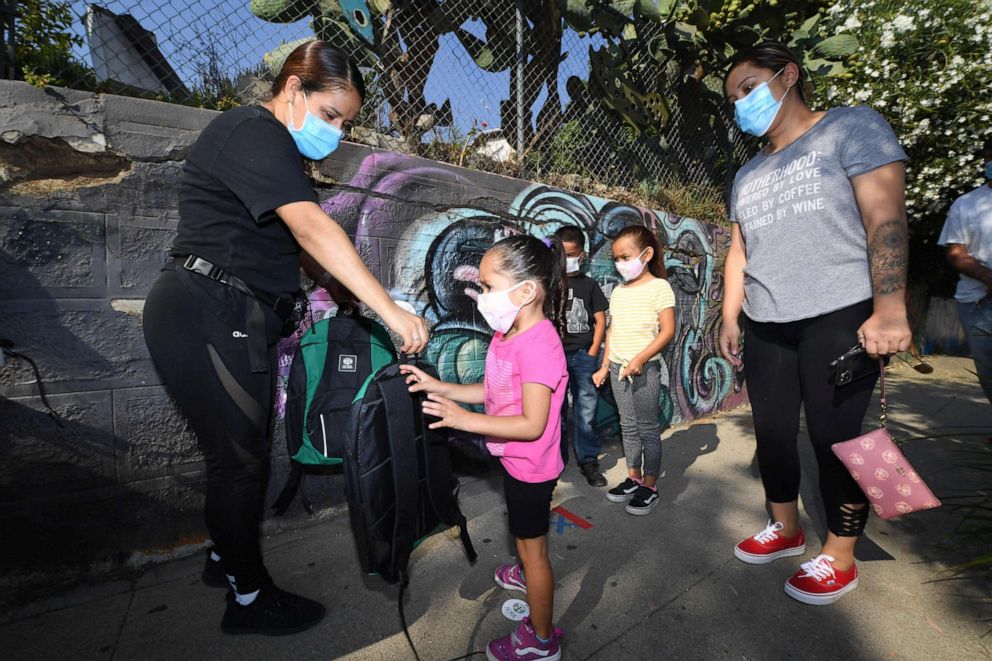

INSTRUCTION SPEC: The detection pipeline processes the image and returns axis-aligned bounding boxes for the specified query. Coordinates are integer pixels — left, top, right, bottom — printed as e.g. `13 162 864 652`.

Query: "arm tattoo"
867 219 908 296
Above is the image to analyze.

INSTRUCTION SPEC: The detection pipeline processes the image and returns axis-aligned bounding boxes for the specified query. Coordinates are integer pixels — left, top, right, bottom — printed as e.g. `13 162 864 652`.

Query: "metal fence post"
1 0 14 80
515 0 524 158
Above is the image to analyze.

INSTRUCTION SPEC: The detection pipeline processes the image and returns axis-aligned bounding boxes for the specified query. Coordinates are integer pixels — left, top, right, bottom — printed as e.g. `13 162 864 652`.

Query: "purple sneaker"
494 563 527 593
486 617 562 661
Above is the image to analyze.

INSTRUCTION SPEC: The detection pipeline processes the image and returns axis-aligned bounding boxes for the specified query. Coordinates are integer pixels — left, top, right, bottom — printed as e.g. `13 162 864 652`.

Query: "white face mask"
476 280 533 334
565 256 582 273
615 248 648 282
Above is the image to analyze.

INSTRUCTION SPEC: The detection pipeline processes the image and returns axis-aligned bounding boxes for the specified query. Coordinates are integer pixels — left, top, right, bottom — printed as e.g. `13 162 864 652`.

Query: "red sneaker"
785 554 859 605
734 520 806 564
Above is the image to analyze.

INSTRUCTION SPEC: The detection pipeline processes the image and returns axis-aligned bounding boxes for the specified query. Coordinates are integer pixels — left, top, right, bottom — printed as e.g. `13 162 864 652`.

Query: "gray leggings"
610 361 663 477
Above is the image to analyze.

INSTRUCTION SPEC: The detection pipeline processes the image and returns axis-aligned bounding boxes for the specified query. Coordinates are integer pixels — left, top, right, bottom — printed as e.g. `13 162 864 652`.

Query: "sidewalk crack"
108 583 137 661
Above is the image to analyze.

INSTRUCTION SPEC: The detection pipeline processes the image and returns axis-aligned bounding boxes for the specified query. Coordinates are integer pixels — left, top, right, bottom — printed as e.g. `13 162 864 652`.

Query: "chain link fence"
12 1 758 206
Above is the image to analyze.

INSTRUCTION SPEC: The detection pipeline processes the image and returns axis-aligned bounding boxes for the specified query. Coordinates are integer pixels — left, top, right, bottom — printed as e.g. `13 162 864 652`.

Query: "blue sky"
68 1 607 133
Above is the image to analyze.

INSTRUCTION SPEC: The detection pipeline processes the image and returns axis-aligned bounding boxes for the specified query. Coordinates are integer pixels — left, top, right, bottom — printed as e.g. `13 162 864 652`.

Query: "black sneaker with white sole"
625 485 659 515
607 477 641 502
221 584 325 636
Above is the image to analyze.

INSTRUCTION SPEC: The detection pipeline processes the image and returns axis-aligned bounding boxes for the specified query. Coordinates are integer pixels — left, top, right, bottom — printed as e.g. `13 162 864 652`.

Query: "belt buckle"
182 255 197 271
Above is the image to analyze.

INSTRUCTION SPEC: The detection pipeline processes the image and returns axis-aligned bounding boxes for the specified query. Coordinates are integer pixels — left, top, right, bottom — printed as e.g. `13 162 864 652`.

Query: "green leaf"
794 13 820 39
635 0 678 22
564 0 595 32
250 0 311 23
812 33 859 58
805 56 847 77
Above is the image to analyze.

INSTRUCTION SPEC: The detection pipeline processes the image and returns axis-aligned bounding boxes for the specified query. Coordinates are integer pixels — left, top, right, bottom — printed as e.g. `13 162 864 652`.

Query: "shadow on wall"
0 248 205 593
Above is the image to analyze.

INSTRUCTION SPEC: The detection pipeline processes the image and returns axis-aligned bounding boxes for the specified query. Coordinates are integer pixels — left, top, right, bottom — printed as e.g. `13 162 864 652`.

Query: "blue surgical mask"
288 91 343 160
985 160 992 180
734 68 790 138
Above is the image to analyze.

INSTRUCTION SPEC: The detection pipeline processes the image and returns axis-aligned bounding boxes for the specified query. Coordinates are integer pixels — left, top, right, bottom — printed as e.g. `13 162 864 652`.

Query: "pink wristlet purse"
831 361 941 520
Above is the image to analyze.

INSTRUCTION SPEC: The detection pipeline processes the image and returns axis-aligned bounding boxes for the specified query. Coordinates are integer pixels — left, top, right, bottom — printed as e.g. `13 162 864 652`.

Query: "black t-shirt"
563 273 608 352
172 105 318 297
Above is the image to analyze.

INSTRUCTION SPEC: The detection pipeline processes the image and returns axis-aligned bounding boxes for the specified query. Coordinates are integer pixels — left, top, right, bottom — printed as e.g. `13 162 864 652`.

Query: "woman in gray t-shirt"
719 42 912 606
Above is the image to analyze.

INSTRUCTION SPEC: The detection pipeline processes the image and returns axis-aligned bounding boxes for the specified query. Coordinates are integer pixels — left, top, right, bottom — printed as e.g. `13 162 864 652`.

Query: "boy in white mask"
553 226 609 487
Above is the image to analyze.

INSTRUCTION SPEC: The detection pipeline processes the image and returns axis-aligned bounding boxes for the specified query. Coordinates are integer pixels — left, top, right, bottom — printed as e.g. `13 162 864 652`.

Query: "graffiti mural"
275 150 746 428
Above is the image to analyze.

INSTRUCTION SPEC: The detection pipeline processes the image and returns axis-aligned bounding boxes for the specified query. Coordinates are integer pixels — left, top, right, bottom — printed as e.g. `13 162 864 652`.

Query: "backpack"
343 358 477 585
343 357 477 660
273 309 396 515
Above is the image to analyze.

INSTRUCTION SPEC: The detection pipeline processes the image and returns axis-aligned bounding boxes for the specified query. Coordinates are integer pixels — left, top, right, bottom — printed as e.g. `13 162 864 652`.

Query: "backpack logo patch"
339 354 358 372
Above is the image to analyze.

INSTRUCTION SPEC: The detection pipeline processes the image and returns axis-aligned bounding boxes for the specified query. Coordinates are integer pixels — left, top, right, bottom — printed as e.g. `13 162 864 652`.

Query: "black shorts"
503 471 557 539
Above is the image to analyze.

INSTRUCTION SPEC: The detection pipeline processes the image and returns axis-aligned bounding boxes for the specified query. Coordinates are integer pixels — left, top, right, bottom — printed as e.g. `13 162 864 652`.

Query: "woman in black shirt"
143 41 428 635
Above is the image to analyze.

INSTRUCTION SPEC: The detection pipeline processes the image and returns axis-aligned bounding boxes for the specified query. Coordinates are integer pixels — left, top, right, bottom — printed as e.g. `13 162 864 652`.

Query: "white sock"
210 551 221 562
235 589 260 606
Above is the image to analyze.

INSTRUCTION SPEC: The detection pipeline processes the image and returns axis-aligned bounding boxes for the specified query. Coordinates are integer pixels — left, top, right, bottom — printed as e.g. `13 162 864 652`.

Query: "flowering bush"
818 0 992 235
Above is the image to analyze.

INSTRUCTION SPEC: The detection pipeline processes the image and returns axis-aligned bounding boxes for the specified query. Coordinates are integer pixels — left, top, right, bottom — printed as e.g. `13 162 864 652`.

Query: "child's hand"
619 358 645 381
421 393 467 430
592 366 609 388
399 364 442 394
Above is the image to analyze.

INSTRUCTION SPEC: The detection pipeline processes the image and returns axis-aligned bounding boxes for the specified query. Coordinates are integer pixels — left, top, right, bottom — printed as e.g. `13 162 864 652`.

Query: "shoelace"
752 520 784 543
798 554 837 581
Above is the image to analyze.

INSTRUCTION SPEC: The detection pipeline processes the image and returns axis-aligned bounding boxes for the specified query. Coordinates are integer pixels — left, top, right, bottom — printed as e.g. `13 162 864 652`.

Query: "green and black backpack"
273 309 396 514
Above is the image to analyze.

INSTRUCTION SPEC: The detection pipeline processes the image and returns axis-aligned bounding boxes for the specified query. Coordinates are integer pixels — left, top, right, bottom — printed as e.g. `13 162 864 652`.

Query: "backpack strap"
379 371 420 583
271 463 314 516
409 362 478 565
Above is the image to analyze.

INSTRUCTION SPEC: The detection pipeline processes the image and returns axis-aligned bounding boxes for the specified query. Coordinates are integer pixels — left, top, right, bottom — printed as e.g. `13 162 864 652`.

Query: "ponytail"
544 236 568 337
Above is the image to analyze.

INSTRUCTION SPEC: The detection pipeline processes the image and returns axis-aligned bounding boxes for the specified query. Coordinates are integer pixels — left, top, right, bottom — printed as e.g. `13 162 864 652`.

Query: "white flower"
893 14 915 33
855 89 871 102
880 30 896 48
843 15 863 30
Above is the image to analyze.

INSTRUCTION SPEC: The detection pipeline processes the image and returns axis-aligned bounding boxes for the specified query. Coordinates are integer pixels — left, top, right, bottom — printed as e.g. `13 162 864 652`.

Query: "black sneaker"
625 485 659 515
221 584 326 636
579 462 608 487
202 549 229 589
606 477 641 502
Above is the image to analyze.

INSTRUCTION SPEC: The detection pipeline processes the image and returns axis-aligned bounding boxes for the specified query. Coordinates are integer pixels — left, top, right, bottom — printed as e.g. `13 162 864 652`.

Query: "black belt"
174 255 307 373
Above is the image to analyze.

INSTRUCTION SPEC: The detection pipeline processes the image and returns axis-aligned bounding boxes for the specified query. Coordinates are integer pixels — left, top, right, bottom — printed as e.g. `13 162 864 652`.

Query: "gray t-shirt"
728 106 907 322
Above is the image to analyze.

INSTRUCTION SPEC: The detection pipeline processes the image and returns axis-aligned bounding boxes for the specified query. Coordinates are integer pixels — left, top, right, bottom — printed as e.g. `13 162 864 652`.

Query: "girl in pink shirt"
400 234 569 661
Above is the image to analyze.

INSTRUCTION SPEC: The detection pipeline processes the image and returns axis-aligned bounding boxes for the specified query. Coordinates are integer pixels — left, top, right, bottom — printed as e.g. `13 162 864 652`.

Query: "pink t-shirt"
484 319 568 483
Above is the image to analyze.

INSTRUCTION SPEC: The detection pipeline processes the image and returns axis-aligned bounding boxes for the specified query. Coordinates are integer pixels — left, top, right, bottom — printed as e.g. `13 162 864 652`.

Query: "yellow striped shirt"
608 278 676 364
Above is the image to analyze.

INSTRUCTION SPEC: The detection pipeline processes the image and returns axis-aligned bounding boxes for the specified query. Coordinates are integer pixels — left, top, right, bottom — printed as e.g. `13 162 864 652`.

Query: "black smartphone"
830 344 880 386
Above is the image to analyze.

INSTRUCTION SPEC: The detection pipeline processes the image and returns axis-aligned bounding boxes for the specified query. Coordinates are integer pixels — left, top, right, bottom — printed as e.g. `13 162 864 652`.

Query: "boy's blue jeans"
561 349 602 465
958 298 992 405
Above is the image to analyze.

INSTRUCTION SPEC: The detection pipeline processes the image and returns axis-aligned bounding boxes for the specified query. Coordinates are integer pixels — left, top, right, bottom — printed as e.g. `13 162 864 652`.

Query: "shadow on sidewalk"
723 359 992 631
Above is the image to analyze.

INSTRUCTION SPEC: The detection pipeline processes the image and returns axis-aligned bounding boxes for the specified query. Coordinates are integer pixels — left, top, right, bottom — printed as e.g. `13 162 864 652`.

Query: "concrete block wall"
0 81 745 587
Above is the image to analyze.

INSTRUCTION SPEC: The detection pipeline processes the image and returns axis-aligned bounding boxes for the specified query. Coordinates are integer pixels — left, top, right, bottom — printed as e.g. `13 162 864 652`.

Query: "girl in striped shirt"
592 225 677 515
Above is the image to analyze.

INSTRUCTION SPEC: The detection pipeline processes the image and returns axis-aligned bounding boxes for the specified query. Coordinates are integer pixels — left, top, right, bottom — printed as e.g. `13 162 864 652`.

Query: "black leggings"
743 299 876 537
143 267 283 593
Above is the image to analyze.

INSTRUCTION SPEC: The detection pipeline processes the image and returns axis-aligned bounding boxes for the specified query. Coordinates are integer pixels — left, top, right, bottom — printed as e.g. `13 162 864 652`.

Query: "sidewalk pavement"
1 356 990 661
